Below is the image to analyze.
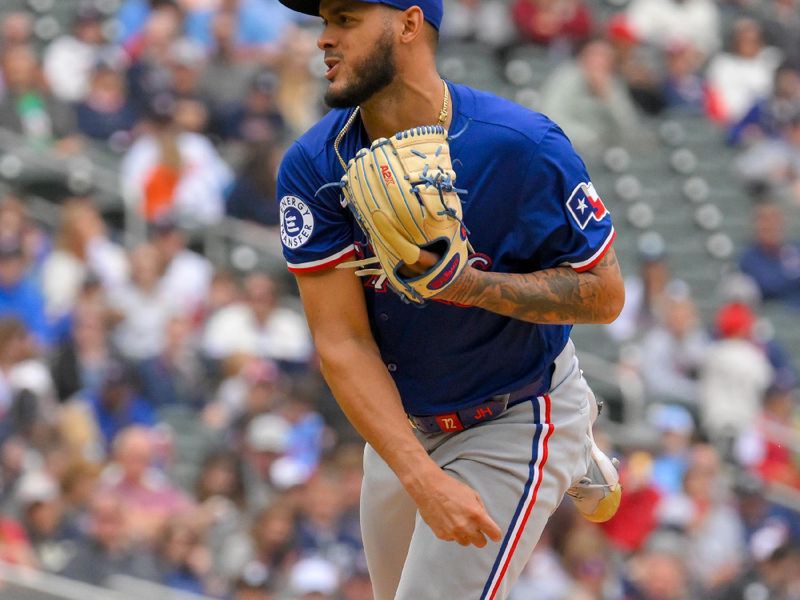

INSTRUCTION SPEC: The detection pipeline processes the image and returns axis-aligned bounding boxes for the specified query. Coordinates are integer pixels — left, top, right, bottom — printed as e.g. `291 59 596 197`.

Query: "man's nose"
317 26 336 51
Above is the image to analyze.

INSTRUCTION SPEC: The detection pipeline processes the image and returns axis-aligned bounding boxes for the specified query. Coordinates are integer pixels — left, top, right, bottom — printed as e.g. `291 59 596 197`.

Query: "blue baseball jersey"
277 82 615 416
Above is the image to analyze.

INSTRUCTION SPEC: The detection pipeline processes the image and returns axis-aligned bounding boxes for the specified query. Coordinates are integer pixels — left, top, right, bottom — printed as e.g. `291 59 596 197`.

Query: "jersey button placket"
379 312 389 322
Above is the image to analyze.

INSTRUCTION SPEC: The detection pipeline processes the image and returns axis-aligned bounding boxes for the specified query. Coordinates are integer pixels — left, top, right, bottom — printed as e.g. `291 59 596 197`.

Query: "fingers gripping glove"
336 125 470 305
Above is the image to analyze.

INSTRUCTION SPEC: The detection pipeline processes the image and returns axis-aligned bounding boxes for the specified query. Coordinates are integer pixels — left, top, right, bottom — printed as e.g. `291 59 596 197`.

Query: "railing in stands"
0 561 216 600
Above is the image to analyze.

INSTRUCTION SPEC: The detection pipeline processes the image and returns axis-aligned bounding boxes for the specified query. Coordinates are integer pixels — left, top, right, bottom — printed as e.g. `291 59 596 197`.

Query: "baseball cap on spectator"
647 404 694 436
750 521 790 562
75 1 103 24
15 470 59 506
636 231 666 263
169 38 205 70
715 302 755 338
278 0 444 30
251 70 278 95
606 14 638 45
246 414 291 453
288 556 340 595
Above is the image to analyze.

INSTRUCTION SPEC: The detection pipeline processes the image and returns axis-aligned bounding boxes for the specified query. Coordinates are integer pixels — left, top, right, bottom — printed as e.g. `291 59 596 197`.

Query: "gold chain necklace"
334 80 450 171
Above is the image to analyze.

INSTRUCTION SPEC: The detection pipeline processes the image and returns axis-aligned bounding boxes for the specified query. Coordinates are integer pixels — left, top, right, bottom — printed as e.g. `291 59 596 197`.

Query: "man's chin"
324 86 359 109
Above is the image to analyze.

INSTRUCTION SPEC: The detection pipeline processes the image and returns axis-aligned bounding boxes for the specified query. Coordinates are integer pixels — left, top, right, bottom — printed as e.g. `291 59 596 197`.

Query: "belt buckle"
407 415 419 430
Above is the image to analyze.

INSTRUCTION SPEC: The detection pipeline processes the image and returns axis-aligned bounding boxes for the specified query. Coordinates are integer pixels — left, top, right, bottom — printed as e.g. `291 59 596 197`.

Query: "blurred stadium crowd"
0 0 798 599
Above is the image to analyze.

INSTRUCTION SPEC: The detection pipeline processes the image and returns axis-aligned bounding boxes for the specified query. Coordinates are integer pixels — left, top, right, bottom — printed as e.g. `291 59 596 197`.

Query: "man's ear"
398 6 425 44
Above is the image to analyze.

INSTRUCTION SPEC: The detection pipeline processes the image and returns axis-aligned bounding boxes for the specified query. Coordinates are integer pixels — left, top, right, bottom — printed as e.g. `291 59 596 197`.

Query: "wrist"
438 265 483 306
398 459 443 499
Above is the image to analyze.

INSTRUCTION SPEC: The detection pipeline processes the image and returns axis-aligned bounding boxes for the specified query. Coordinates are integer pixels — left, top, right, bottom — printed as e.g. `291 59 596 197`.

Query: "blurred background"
0 0 798 598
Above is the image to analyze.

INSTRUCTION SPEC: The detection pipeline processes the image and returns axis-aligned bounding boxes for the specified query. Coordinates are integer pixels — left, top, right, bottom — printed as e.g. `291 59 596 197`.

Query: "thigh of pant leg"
395 394 590 600
360 443 418 600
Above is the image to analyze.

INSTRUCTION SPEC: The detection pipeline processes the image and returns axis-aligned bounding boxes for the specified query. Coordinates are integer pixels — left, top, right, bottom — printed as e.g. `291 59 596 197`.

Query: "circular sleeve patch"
280 195 315 249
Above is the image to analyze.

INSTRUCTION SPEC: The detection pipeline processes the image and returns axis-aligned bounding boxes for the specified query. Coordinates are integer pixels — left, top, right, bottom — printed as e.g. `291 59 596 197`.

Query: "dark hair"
195 448 247 507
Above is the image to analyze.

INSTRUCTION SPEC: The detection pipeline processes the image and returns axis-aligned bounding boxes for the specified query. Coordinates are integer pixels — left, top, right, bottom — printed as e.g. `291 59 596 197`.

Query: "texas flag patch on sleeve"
566 182 609 229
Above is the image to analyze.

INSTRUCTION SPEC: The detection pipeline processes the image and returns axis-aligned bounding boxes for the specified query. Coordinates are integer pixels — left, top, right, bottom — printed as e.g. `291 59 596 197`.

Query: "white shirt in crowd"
109 285 178 361
202 303 313 363
120 132 234 226
40 237 130 319
699 338 773 439
158 249 213 317
626 0 721 56
706 47 782 123
42 35 101 103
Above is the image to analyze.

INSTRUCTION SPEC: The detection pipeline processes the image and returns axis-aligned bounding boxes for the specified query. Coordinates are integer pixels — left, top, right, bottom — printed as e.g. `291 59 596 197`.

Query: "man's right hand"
408 469 502 548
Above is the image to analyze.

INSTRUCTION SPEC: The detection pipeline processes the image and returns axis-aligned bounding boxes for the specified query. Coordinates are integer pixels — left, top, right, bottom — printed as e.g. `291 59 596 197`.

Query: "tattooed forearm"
439 248 624 325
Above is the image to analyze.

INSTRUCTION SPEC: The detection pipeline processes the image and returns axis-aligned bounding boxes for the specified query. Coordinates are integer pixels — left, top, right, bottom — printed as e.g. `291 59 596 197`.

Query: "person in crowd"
735 384 800 490
183 0 299 57
511 0 592 48
606 14 665 116
739 202 800 309
639 283 710 404
226 500 298 593
0 45 78 152
226 139 283 226
541 37 643 158
14 469 79 574
600 451 663 553
42 4 108 104
728 62 800 146
0 194 49 273
198 9 261 114
108 243 175 360
737 110 800 202
0 511 37 568
706 18 782 125
149 218 213 319
270 28 323 134
100 426 191 544
217 70 287 143
716 521 799 600
75 54 140 148
625 546 694 600
658 445 746 593
607 234 673 342
84 362 156 446
240 412 293 510
50 299 120 402
0 239 49 348
439 0 516 48
166 39 212 134
625 0 720 58
61 492 159 585
202 272 312 366
120 91 233 225
662 40 708 114
295 467 362 569
699 302 774 441
154 517 213 594
40 198 129 324
648 403 695 496
137 313 206 408
0 11 33 51
194 448 250 584
752 0 800 68
204 356 285 432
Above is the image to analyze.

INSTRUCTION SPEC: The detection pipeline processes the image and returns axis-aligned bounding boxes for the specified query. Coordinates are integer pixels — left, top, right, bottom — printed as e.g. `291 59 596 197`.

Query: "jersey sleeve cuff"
569 227 616 272
286 245 357 273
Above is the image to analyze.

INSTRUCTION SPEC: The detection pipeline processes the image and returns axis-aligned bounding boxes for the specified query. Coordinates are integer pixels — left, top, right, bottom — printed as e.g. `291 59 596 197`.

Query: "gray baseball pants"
360 340 594 600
